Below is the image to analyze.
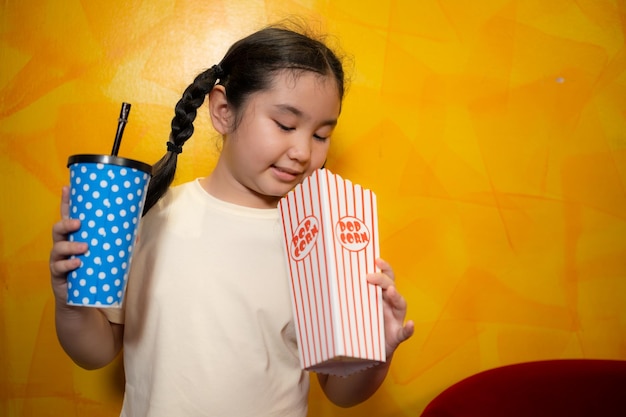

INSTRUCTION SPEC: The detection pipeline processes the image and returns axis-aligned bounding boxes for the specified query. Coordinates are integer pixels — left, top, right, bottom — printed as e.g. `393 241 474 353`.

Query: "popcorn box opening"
278 169 385 376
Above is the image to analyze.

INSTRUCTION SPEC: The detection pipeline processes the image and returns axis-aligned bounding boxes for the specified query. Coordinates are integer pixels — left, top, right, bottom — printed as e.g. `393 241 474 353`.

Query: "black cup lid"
67 154 152 175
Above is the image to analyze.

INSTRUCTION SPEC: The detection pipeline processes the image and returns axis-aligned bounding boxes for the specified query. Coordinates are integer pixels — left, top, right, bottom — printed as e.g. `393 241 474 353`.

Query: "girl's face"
206 70 341 208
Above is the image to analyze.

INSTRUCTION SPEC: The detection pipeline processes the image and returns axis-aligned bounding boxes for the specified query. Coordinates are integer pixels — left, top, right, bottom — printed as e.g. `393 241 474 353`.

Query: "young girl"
50 24 414 416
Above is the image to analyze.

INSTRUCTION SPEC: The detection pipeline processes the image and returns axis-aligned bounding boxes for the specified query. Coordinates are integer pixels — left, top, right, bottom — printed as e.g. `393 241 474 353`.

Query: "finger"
49 240 87 279
367 272 394 289
60 186 71 219
52 218 81 243
386 317 415 357
375 258 395 281
50 240 88 262
50 257 83 278
384 285 408 314
399 320 415 343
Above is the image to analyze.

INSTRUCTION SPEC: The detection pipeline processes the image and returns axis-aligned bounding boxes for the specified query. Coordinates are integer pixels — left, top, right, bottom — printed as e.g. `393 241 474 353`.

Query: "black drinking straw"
111 102 131 156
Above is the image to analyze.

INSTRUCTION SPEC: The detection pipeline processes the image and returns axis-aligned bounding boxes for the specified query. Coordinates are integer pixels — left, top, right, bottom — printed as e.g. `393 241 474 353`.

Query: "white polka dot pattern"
67 161 150 307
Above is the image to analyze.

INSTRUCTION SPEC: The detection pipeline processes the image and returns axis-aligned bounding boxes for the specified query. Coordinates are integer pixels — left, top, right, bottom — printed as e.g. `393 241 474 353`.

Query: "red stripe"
345 177 359 357
296 184 319 367
365 190 373 359
304 174 324 364
279 198 308 367
346 182 365 358
370 190 384 359
313 171 334 360
326 169 347 356
357 186 369 359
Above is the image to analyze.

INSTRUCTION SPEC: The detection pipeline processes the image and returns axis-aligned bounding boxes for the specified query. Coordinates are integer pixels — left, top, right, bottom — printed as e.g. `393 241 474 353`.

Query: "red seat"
420 359 626 417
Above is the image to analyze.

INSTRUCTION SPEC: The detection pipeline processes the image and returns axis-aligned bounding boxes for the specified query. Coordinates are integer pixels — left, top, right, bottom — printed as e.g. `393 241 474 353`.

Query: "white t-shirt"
104 179 308 417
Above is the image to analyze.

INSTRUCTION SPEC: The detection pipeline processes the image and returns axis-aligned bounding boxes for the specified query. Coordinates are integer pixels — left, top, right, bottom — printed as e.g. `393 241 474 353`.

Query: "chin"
251 187 285 205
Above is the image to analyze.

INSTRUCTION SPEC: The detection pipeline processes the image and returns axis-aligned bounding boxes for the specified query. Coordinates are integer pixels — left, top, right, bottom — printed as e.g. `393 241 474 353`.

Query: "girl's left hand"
367 258 415 358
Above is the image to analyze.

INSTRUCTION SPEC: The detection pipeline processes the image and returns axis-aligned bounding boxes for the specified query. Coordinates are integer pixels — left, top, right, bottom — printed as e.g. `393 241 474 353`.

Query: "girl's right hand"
49 186 88 303
50 187 124 369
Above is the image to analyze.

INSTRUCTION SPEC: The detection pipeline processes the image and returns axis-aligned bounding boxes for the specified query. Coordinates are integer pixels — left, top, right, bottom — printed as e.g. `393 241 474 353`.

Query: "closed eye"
276 120 330 141
275 121 295 132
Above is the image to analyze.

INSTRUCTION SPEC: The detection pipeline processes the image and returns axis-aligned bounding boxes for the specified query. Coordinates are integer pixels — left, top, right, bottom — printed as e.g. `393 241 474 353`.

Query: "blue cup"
66 154 151 307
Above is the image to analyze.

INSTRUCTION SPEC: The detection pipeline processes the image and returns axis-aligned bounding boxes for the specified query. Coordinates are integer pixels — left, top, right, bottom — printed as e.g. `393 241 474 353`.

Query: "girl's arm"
317 259 414 407
50 186 124 370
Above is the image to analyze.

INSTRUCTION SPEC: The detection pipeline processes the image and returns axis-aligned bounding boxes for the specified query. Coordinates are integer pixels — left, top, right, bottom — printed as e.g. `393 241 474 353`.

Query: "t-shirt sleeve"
99 305 125 324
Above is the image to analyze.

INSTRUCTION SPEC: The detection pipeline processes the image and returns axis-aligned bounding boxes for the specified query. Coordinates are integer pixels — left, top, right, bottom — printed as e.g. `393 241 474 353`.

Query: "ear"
208 85 231 135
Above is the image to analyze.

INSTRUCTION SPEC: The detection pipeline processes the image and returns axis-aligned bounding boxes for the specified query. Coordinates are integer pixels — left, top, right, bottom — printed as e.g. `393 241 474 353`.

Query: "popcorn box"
278 169 385 376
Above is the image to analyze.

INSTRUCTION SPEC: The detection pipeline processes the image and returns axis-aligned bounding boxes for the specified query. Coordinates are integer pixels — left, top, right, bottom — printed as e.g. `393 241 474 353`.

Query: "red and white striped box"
278 169 385 376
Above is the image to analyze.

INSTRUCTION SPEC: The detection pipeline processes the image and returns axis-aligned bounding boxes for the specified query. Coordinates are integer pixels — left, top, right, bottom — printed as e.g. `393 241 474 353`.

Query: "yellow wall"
1 0 625 415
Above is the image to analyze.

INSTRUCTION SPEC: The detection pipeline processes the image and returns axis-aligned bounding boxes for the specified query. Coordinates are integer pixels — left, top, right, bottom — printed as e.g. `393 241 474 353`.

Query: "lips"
274 165 301 175
272 165 303 181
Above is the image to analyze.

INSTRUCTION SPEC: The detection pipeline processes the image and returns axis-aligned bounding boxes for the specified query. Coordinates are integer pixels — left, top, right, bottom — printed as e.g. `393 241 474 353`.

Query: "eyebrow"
274 104 338 127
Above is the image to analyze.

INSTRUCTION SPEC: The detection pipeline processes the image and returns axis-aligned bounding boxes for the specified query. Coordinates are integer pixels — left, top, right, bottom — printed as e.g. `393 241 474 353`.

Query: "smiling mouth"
272 165 303 180
274 165 300 175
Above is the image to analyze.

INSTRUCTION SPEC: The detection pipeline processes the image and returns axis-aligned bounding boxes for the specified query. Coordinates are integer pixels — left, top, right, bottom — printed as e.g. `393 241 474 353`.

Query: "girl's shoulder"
142 179 200 221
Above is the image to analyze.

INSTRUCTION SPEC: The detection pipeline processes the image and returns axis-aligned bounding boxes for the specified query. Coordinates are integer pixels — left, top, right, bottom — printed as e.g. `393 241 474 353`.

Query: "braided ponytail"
142 66 223 214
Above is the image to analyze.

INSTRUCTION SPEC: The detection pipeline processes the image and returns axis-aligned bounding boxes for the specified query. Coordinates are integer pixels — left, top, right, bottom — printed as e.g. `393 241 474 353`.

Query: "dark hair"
142 24 346 214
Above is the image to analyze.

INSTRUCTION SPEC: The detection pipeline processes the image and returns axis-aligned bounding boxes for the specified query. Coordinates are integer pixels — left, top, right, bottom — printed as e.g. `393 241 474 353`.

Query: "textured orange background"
1 1 625 416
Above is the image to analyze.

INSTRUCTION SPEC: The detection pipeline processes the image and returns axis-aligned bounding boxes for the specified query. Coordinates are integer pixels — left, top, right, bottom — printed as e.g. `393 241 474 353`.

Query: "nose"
287 136 312 163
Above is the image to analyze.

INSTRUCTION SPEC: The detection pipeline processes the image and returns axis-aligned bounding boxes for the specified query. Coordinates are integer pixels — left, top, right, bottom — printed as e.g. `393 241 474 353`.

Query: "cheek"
310 143 330 169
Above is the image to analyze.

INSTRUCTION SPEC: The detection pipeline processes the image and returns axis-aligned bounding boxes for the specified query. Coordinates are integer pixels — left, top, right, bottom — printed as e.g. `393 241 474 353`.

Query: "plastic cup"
66 154 152 307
